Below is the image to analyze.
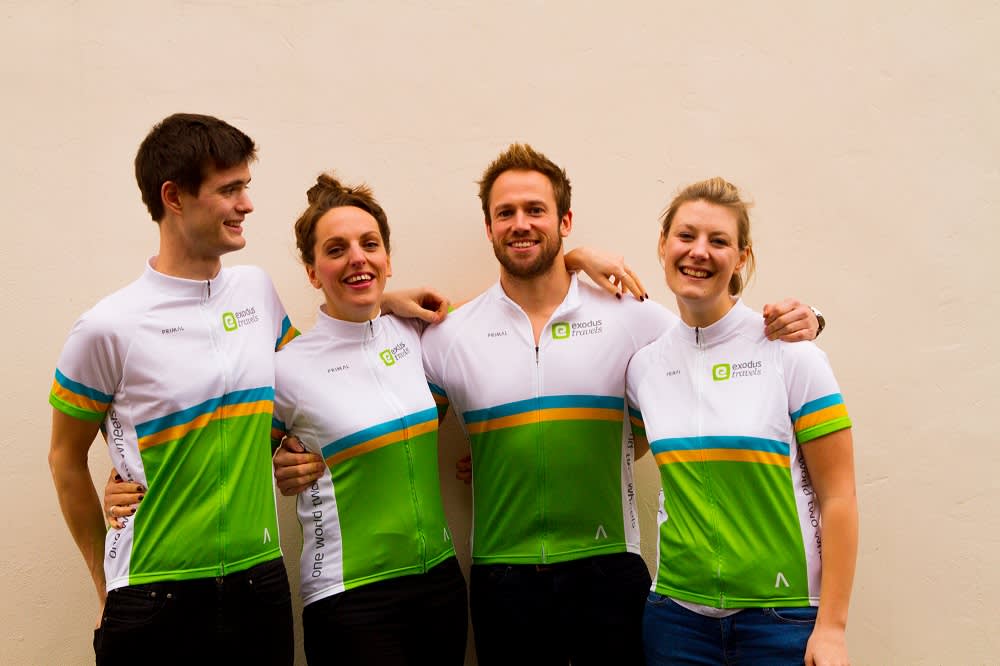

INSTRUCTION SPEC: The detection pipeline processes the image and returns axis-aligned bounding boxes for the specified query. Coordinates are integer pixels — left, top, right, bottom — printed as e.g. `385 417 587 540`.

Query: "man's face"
174 162 254 259
486 169 571 279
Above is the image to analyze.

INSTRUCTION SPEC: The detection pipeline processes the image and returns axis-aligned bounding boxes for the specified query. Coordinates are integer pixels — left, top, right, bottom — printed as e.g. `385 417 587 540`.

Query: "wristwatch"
810 306 826 337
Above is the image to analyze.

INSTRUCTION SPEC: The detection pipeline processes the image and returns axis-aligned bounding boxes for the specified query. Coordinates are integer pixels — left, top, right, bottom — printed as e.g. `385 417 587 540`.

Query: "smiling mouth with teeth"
680 267 712 278
344 273 374 284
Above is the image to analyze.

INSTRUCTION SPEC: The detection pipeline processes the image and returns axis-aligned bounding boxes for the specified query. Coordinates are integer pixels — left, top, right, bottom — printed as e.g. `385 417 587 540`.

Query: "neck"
321 302 380 324
156 221 223 281
677 294 737 328
498 254 572 317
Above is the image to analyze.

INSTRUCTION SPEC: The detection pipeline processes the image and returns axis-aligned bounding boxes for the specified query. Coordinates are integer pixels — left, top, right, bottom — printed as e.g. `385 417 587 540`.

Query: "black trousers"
303 556 468 666
470 552 651 666
94 557 294 666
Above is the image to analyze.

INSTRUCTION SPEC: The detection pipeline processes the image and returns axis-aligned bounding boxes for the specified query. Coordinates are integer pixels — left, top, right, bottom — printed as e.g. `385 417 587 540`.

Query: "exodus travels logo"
712 359 763 381
379 341 411 366
222 306 260 332
551 319 603 340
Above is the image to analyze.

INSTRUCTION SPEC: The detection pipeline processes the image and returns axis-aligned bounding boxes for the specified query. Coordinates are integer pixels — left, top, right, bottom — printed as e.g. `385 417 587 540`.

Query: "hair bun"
306 172 346 205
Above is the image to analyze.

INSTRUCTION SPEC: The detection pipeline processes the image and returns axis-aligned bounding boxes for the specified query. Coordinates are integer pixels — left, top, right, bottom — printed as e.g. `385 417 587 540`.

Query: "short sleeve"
782 342 852 444
49 314 121 422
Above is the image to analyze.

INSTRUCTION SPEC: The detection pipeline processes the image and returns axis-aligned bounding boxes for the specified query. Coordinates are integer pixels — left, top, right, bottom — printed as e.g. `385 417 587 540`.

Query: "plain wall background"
3 2 997 663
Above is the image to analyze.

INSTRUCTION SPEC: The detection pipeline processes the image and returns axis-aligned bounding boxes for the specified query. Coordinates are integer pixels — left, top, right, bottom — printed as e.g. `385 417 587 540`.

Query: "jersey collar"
488 272 583 318
143 256 231 300
678 299 756 347
311 307 384 342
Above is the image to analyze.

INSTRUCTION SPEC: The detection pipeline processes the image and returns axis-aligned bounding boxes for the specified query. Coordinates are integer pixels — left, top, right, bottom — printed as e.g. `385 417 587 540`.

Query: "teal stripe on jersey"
322 407 439 459
136 387 275 438
54 369 114 403
463 394 624 423
790 393 844 421
428 382 447 399
650 435 789 456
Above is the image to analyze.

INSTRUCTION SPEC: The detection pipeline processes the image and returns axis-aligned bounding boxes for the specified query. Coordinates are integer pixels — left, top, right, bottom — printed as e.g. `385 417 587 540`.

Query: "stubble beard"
493 233 563 279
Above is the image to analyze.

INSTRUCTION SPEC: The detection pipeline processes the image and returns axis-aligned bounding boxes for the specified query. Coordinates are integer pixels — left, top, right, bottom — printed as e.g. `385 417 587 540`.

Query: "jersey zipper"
202 277 230 574
365 319 428 569
695 325 725 608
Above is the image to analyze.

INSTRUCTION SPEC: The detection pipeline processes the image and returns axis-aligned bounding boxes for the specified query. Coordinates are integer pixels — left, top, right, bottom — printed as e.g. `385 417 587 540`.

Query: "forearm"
815 494 859 629
50 454 107 600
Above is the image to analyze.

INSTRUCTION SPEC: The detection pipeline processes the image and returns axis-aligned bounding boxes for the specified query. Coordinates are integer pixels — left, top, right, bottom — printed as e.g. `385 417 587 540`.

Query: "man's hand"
762 298 819 342
455 454 472 485
103 469 145 529
381 287 450 325
565 247 647 301
273 437 325 496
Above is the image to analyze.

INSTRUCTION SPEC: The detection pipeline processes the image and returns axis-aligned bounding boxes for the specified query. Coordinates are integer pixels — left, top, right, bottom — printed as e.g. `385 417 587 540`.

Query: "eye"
711 238 730 246
364 240 381 250
495 209 513 219
529 206 545 215
325 245 344 257
677 231 694 240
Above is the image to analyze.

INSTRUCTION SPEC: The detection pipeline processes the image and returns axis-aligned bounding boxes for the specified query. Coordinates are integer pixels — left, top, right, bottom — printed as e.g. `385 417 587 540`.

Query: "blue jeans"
643 593 818 665
94 558 293 666
471 552 650 666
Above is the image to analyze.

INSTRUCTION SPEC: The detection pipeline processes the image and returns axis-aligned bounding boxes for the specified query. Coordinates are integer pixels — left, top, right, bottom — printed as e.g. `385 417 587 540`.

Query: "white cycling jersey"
272 311 455 605
626 300 852 608
50 260 298 590
421 275 676 565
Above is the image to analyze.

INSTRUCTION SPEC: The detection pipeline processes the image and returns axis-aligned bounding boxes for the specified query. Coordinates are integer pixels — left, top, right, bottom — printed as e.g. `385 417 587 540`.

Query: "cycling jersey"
626 300 852 608
421 275 676 565
271 311 456 605
49 260 298 591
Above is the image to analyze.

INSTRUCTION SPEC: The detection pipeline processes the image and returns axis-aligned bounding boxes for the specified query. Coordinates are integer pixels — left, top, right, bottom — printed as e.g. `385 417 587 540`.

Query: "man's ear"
161 181 183 217
559 210 573 237
484 216 493 241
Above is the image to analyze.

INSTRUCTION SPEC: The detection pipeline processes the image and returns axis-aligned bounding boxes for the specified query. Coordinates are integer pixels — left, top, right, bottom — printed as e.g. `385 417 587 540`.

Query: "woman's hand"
805 623 850 666
103 469 144 529
381 287 450 324
565 247 647 301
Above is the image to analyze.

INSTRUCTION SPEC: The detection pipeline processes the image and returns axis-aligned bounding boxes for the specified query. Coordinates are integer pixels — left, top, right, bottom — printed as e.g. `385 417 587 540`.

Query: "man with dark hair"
48 113 297 664
273 142 820 665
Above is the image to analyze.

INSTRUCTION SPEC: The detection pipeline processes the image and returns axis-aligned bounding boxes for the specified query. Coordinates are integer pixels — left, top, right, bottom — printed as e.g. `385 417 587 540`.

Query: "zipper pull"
695 327 701 345
535 345 539 364
206 279 211 299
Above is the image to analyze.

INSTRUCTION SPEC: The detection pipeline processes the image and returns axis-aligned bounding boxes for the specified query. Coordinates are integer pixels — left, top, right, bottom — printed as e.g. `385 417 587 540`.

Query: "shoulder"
226 264 276 291
421 288 492 346
575 281 678 345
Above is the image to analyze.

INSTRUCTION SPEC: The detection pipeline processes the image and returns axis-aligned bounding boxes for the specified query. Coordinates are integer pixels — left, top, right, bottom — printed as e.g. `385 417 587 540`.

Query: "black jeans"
470 552 651 666
94 557 293 666
303 556 468 666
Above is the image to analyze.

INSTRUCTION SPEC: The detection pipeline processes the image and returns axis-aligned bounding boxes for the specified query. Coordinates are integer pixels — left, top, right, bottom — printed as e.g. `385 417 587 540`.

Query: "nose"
689 236 710 259
511 210 532 232
236 189 254 214
346 242 366 265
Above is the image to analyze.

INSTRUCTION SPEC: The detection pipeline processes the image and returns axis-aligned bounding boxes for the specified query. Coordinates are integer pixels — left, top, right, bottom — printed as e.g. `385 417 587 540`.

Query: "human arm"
102 469 145 529
565 247 647 301
381 287 451 325
273 436 325 495
800 428 858 666
48 409 107 606
762 299 821 342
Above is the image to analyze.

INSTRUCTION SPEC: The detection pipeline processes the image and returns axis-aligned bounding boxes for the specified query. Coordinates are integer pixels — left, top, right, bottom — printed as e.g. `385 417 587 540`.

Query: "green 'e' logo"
552 322 570 340
222 312 238 332
379 349 396 366
712 363 731 381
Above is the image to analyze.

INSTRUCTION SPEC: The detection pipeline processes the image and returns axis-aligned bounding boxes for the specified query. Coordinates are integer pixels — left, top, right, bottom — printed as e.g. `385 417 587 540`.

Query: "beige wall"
3 2 997 663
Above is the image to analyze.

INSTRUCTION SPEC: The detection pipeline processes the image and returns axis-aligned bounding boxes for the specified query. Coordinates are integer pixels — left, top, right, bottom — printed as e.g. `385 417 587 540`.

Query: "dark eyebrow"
216 177 250 192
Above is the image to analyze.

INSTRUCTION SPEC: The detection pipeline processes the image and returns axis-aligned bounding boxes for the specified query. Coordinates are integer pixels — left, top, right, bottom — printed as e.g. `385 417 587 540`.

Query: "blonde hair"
660 177 756 296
